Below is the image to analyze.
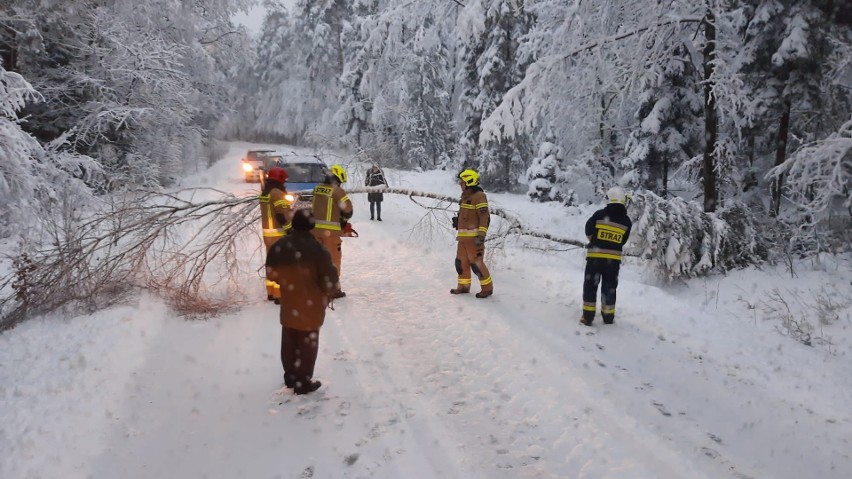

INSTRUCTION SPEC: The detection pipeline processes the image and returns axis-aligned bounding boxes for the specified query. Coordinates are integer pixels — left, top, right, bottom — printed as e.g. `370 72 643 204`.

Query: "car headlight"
242 163 253 172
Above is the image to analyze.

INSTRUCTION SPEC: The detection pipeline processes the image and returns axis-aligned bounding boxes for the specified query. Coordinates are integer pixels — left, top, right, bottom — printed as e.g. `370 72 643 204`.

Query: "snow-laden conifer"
628 191 772 280
526 132 564 203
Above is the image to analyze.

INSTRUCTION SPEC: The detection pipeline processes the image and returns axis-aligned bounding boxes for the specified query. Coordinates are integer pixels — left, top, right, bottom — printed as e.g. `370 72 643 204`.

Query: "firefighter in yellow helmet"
450 169 493 298
259 167 293 304
311 164 353 298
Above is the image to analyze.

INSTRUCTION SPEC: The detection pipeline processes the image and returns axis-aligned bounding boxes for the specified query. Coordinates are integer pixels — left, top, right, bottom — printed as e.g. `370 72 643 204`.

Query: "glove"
452 216 458 229
473 234 485 246
343 222 353 234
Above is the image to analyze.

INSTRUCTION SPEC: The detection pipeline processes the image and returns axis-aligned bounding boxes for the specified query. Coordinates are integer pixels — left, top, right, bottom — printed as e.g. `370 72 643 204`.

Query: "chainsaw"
342 222 359 238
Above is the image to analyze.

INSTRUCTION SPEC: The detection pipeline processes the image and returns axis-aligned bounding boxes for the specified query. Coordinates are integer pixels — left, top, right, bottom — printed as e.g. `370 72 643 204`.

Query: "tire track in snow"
333 205 718 478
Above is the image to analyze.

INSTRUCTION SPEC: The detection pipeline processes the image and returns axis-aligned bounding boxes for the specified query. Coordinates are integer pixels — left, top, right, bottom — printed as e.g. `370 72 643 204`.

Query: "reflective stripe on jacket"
456 186 489 240
260 187 292 238
584 204 632 261
311 182 353 235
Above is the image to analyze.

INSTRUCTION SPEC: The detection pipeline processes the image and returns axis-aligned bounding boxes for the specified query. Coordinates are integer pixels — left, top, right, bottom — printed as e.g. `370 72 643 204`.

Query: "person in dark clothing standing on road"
581 186 632 326
364 164 388 221
266 209 340 395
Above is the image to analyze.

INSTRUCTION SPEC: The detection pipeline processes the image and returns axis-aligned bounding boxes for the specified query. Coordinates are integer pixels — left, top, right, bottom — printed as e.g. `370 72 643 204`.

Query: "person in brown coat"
259 167 293 304
311 164 353 298
265 209 340 395
450 169 494 298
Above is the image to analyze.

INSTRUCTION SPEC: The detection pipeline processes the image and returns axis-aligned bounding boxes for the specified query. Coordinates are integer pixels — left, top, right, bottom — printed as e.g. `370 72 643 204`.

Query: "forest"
1 0 851 326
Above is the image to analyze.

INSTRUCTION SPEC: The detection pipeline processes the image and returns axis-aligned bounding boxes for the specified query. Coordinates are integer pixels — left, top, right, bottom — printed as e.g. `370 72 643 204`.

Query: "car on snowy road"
273 154 330 210
241 149 278 182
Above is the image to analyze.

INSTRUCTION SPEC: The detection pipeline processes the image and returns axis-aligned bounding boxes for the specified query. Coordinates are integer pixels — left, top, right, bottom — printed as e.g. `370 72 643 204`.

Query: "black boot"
294 380 322 395
450 287 470 294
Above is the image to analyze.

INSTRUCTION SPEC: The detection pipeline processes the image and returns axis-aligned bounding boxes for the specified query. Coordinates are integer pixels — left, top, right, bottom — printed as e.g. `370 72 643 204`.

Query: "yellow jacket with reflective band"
311 182 353 236
584 204 632 261
456 186 489 239
259 187 292 238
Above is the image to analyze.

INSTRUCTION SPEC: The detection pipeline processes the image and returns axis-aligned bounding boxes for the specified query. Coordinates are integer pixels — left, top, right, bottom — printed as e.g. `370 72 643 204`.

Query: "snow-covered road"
2 142 850 479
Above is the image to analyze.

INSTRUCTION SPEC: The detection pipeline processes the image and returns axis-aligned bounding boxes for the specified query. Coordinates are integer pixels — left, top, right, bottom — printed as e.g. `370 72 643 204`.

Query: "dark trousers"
280 326 319 388
369 200 382 219
582 258 621 322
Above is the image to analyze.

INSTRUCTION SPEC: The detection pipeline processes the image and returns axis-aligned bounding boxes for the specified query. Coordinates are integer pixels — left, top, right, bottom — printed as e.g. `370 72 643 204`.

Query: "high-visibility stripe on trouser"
264 236 282 300
455 238 493 293
583 258 621 321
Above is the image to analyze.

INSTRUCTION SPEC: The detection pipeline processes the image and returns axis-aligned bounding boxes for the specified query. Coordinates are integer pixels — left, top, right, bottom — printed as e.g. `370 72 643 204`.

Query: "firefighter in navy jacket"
581 186 632 326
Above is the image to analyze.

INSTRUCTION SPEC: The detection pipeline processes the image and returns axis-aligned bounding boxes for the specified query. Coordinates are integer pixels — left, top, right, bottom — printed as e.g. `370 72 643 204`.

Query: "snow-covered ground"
2 142 851 479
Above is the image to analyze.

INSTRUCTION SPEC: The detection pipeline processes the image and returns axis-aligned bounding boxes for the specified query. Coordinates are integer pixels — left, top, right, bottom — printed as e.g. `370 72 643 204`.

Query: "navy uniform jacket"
585 203 632 261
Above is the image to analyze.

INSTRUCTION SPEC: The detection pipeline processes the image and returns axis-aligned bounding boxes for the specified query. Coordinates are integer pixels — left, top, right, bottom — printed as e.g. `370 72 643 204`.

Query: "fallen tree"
0 186 593 331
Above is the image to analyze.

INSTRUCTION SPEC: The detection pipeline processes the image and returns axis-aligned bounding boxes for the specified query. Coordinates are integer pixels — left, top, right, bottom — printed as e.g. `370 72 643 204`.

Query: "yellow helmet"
330 164 347 183
458 169 479 187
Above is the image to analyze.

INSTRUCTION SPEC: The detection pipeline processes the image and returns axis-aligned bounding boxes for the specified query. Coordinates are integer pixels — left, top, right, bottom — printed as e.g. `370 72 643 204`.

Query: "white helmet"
606 186 627 204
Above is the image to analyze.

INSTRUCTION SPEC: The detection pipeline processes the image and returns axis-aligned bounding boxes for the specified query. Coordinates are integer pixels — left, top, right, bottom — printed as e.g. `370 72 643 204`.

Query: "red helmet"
266 167 288 183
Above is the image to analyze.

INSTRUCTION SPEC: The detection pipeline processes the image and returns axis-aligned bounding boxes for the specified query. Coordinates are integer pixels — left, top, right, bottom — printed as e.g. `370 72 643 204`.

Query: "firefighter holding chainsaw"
311 164 353 299
450 169 493 298
259 167 293 303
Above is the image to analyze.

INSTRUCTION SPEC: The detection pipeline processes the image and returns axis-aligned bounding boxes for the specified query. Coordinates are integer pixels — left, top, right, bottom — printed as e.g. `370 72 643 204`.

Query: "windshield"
284 163 328 183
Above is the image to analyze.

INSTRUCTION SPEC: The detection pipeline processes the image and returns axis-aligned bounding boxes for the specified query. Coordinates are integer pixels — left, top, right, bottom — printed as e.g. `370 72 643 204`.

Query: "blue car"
269 155 330 210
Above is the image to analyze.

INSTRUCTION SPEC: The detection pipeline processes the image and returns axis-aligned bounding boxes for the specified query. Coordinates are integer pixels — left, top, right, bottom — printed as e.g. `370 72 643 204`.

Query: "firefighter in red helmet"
259 167 293 303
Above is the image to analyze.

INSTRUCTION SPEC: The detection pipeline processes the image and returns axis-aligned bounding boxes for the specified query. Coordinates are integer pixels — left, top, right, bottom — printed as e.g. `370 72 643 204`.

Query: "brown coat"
265 230 340 331
456 186 490 240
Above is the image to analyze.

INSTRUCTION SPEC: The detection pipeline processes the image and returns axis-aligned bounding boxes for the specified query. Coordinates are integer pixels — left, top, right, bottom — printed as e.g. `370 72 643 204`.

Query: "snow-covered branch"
343 187 587 248
768 116 852 219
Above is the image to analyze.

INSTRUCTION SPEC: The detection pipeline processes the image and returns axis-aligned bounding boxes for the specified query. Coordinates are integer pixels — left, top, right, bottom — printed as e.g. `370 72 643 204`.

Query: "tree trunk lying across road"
327 187 589 249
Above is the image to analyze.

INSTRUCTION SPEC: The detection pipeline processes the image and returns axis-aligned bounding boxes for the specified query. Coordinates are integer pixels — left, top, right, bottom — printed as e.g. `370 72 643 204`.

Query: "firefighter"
259 167 293 304
580 186 632 326
265 209 339 395
450 169 493 298
311 164 352 298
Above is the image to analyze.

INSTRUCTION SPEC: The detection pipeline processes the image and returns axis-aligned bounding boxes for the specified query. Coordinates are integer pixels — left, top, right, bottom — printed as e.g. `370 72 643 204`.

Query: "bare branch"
0 187 590 331
343 187 588 249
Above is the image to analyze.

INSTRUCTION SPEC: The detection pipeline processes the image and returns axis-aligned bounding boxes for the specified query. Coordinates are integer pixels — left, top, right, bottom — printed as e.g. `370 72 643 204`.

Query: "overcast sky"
234 2 297 35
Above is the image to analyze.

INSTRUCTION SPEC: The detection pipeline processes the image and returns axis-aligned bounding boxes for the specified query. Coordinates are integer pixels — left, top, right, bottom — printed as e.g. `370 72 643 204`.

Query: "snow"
2 142 852 479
